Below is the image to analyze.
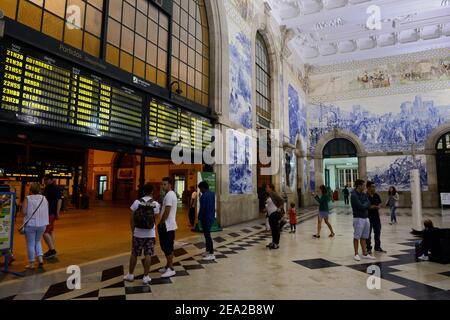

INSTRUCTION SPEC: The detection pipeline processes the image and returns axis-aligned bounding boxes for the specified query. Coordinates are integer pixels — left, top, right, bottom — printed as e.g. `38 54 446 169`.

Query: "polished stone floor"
1 205 449 300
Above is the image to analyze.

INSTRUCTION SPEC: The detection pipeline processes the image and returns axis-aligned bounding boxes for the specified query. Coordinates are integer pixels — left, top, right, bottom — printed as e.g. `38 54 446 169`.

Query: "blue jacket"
351 190 370 219
198 191 215 224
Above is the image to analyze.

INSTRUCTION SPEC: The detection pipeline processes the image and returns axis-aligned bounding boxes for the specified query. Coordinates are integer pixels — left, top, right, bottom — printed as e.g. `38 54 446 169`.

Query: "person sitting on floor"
416 219 437 261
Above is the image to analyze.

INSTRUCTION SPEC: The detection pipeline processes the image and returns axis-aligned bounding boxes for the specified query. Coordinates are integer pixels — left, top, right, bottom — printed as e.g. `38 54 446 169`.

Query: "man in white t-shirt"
124 184 160 285
158 177 178 278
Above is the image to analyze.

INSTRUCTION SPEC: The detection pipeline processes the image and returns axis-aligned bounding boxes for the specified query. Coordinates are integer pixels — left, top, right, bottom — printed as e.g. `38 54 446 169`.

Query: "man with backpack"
124 183 160 285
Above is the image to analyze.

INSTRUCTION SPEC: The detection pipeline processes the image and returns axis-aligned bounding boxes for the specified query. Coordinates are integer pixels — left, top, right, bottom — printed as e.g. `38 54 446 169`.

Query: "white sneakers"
354 254 375 261
203 254 216 261
418 254 429 261
158 267 167 273
124 274 152 285
161 268 176 278
143 275 152 285
124 274 135 282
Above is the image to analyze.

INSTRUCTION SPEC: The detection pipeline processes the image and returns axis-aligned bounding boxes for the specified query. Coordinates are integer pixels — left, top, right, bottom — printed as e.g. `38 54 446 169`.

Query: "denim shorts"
353 218 370 240
319 211 329 219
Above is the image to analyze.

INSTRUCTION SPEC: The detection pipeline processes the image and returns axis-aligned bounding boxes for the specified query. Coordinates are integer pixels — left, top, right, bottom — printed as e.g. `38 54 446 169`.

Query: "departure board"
149 99 212 149
0 40 144 143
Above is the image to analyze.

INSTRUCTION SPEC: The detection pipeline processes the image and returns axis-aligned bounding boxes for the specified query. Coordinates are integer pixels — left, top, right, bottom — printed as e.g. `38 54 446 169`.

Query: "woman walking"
265 184 284 249
387 186 399 225
312 185 335 238
21 183 49 269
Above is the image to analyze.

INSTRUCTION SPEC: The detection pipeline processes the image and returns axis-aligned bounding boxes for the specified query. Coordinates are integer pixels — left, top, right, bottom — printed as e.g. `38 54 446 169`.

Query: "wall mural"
226 0 253 129
229 130 253 194
367 155 428 191
285 150 296 191
309 58 450 96
309 90 450 153
288 84 308 153
309 160 316 192
303 159 308 192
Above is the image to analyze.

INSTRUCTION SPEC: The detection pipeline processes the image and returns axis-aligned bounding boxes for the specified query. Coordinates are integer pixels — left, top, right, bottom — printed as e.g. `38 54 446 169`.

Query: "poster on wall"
309 161 316 192
285 151 297 192
0 193 15 254
367 155 428 191
288 85 307 153
228 130 253 194
117 168 134 180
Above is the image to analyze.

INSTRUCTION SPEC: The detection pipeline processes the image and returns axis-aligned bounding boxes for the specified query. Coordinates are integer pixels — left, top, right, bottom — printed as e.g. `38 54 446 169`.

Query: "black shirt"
45 183 62 216
367 193 382 218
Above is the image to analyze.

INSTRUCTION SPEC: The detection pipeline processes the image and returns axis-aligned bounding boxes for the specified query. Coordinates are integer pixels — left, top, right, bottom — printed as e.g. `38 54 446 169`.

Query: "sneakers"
158 267 167 273
362 254 376 260
266 243 273 248
201 252 209 257
418 254 429 261
203 254 216 261
269 244 279 250
375 248 387 253
354 254 361 261
161 268 176 278
123 274 135 282
142 275 152 285
43 250 57 260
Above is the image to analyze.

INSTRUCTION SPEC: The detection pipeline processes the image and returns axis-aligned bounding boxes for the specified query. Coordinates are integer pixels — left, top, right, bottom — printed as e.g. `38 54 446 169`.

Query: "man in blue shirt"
351 179 375 262
198 181 216 261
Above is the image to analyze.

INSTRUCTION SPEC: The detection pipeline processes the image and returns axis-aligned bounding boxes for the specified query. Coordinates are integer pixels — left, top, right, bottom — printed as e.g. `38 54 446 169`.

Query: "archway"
436 132 450 203
313 130 367 205
112 153 137 201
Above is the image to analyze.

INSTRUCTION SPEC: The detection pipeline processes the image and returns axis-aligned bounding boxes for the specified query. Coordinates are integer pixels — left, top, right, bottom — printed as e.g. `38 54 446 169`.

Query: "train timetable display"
0 41 144 143
149 99 212 149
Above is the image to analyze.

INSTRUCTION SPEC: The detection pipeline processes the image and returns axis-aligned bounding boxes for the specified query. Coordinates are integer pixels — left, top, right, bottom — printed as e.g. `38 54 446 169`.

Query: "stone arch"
425 121 450 153
312 129 368 189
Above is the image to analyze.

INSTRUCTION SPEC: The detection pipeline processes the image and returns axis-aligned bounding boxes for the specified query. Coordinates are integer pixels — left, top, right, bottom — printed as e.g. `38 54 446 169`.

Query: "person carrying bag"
20 183 49 269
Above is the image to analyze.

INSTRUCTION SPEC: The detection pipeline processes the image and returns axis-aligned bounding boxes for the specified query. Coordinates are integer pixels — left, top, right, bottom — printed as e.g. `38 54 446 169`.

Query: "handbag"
19 196 44 235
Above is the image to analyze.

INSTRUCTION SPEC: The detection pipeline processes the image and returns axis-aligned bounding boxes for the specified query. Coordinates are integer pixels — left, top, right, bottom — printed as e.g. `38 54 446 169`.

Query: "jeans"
269 211 281 245
367 214 382 251
202 220 214 254
390 206 397 222
24 226 46 262
344 196 349 205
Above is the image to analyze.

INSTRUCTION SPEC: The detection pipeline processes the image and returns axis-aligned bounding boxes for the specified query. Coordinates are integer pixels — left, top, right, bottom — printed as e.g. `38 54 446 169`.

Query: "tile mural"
229 130 253 194
367 155 428 191
288 84 308 153
309 90 450 153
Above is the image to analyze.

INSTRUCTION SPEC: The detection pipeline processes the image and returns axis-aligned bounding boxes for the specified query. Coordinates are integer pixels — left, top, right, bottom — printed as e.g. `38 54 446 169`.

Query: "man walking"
43 175 62 259
366 181 386 255
198 181 216 261
343 186 350 205
265 183 284 250
351 179 375 261
158 177 178 278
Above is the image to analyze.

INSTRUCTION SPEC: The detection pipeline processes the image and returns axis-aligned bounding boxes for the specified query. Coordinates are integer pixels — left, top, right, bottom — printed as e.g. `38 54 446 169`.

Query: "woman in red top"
288 203 297 233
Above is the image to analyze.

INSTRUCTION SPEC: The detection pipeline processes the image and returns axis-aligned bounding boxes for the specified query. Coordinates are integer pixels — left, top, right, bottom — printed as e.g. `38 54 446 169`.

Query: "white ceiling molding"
267 0 450 66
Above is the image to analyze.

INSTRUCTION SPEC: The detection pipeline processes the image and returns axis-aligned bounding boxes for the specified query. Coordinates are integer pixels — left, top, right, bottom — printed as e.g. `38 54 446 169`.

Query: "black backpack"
133 198 156 229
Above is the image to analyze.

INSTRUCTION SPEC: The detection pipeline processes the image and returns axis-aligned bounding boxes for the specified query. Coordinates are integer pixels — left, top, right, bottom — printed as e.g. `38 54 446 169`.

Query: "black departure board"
0 40 144 143
149 99 212 149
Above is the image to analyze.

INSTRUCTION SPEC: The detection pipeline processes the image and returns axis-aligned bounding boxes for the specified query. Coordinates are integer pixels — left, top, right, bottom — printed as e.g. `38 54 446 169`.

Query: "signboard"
441 193 450 206
0 192 15 254
0 39 144 144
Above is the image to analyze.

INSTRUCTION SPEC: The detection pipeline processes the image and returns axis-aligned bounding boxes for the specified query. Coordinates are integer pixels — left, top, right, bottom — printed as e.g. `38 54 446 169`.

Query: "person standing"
366 181 386 254
124 184 160 285
343 186 350 205
387 186 399 225
21 183 49 269
188 187 197 227
265 184 284 250
312 185 335 238
198 181 216 261
158 177 178 278
43 175 62 259
351 179 375 261
288 203 297 234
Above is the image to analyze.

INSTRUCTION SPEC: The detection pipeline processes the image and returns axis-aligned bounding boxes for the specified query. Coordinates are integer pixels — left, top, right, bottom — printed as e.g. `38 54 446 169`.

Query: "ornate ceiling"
266 0 450 66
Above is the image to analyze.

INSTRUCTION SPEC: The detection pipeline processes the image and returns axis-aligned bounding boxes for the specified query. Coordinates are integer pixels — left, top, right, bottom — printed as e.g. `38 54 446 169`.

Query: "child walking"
288 202 297 233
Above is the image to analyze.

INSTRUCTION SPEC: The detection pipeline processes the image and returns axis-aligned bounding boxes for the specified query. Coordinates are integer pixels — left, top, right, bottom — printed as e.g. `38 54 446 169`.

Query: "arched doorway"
436 132 450 201
113 153 137 201
322 138 359 202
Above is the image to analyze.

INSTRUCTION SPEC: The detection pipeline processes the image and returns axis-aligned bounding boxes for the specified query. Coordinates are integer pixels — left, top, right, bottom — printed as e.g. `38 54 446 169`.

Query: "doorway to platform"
323 138 359 205
436 132 450 206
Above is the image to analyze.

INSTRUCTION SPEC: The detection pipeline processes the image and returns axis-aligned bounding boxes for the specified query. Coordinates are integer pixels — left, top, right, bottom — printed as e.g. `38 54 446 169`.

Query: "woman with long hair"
387 186 399 225
312 185 335 238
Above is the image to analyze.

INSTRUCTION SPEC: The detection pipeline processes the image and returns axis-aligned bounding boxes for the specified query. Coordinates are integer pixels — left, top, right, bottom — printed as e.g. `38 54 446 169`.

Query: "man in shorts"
351 179 375 261
43 175 62 259
158 177 178 278
124 183 160 285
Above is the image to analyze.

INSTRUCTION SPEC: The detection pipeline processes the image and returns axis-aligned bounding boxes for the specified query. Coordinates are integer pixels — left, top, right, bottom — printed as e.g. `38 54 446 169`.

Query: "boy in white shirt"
158 177 178 278
124 184 160 285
